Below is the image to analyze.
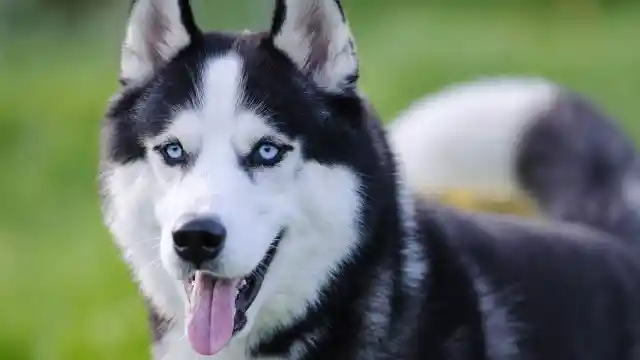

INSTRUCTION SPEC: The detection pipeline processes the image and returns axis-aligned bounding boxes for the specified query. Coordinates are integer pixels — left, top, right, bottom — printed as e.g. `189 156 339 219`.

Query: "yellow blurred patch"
418 188 537 216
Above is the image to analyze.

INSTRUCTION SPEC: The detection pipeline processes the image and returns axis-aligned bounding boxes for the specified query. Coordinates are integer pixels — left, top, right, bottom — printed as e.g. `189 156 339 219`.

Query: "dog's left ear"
120 0 201 85
269 0 359 93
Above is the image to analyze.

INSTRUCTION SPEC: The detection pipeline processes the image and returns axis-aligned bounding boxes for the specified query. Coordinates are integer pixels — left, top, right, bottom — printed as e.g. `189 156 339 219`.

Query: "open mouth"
184 231 283 356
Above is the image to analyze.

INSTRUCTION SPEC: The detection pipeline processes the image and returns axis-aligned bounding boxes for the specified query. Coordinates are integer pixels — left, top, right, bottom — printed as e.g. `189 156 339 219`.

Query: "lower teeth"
238 279 249 293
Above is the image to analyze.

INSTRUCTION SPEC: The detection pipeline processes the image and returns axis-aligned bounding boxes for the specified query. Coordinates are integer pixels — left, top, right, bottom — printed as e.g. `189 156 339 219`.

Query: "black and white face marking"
101 0 381 357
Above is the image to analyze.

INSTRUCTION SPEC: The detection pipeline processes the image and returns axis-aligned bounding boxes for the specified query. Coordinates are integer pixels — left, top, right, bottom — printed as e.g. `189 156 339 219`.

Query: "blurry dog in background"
391 76 640 240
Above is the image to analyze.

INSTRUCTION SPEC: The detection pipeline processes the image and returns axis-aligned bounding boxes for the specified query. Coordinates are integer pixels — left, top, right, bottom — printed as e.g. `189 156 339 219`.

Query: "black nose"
172 214 226 267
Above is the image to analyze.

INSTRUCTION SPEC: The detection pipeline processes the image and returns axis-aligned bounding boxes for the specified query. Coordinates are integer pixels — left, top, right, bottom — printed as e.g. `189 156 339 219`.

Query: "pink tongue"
186 272 239 356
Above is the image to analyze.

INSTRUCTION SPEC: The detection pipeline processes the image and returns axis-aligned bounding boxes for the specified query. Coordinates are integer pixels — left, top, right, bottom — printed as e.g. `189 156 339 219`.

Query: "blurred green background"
1 0 639 359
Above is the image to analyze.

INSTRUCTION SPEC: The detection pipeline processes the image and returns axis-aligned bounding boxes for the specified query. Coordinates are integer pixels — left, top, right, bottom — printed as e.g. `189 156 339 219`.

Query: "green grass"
1 3 640 359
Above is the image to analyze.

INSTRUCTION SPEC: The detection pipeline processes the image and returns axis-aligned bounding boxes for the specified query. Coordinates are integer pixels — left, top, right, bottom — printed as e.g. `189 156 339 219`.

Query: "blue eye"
157 141 188 166
165 144 183 159
258 144 280 160
247 140 292 167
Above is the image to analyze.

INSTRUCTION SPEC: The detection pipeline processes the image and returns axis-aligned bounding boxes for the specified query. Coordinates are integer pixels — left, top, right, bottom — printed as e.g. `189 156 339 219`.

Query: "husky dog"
391 77 640 240
99 1 640 359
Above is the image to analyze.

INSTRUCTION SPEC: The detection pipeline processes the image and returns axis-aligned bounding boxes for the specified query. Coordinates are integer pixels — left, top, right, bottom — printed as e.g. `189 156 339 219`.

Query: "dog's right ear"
120 0 201 85
269 0 359 93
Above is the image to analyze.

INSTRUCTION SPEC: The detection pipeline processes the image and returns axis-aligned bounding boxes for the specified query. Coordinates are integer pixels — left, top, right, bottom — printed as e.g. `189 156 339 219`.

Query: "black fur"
144 297 173 342
100 1 640 359
516 91 640 241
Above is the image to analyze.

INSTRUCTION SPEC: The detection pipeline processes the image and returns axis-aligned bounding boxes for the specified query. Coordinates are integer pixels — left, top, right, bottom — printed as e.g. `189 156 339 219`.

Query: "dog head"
100 0 384 355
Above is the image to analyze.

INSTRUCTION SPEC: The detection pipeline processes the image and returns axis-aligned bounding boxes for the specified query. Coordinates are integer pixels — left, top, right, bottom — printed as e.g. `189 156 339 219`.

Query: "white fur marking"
395 158 427 288
470 271 521 360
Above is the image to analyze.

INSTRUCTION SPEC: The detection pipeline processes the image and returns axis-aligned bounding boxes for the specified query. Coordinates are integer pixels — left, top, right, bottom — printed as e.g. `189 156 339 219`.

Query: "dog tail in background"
389 76 640 240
